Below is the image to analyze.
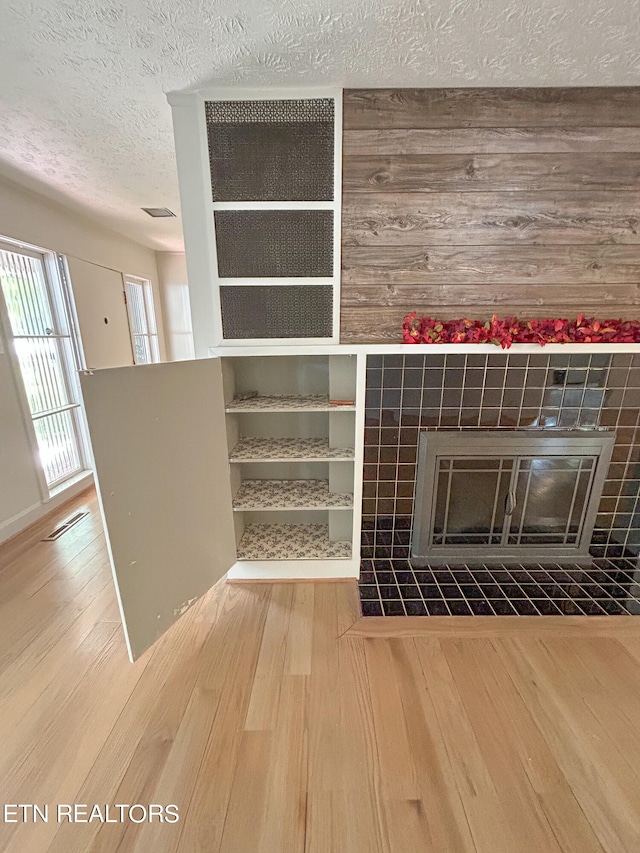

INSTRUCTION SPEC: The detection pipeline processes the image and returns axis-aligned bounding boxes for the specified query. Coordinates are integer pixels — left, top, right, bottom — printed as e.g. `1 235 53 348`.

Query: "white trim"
124 276 160 365
211 342 640 356
211 343 360 356
168 86 342 105
340 342 640 355
226 558 359 581
351 353 366 560
170 93 223 357
0 471 93 544
0 252 50 499
332 88 343 343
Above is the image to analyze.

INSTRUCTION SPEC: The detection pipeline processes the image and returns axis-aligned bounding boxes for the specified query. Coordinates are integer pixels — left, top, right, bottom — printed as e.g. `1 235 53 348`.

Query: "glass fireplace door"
413 431 615 563
507 456 595 547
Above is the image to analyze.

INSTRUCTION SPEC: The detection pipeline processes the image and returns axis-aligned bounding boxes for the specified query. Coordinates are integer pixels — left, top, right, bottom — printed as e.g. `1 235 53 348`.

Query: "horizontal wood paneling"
341 306 635 344
342 246 640 286
344 88 640 129
341 88 640 343
342 283 638 308
343 154 640 193
343 127 640 156
342 193 640 246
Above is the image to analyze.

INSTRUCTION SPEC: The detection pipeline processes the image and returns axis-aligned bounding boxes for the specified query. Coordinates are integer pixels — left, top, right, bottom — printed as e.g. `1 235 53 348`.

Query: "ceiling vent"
141 207 176 218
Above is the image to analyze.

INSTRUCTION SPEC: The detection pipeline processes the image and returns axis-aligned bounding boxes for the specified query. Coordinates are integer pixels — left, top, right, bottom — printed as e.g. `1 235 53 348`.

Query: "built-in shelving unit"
236 523 352 560
233 480 353 510
221 352 362 575
226 395 355 412
229 437 354 462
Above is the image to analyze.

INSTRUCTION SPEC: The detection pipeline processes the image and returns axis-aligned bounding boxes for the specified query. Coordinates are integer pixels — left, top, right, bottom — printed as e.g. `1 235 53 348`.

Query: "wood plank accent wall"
340 88 640 343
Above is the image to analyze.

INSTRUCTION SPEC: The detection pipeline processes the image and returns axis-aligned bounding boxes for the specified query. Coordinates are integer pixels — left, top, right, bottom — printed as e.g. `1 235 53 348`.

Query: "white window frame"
0 239 91 494
124 276 160 365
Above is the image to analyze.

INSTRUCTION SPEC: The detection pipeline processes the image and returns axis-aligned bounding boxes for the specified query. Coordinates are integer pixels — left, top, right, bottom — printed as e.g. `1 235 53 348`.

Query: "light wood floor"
2 489 640 852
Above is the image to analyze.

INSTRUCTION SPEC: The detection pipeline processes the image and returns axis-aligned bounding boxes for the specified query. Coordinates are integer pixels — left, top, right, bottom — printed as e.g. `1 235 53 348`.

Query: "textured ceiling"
0 0 639 252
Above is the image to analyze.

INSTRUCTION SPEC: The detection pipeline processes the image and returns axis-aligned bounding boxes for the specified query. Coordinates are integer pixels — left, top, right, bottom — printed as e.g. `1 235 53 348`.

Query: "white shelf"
233 479 353 511
226 394 355 412
236 523 352 560
229 437 354 462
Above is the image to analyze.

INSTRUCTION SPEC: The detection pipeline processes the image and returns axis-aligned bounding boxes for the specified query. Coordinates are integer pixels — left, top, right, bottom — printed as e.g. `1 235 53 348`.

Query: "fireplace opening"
412 430 615 564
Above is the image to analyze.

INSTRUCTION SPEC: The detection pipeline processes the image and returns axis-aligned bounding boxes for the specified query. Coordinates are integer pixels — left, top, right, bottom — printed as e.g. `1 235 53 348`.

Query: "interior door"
67 257 134 368
80 358 236 660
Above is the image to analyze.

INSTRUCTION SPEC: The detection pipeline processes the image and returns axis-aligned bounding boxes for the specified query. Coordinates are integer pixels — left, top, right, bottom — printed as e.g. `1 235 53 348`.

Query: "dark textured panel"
344 88 640 129
208 122 333 201
215 211 333 278
206 99 334 123
205 99 334 201
220 285 333 339
359 558 640 617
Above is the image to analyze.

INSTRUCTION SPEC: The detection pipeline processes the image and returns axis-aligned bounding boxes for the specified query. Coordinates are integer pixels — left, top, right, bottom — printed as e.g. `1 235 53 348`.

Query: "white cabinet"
80 348 364 660
167 89 342 355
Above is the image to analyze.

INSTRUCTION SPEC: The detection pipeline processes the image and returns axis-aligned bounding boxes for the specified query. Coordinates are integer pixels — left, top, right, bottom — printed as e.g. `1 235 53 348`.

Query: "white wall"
156 252 194 361
0 175 166 542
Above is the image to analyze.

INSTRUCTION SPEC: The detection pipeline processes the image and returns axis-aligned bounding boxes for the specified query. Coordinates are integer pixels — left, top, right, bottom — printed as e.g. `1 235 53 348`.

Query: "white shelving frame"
168 87 343 355
217 347 364 581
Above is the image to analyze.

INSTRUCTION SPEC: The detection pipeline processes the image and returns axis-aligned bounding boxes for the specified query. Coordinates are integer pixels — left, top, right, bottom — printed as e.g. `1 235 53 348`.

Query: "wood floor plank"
457 638 604 853
442 638 564 852
384 638 476 852
413 638 520 853
335 637 388 853
45 618 211 853
2 488 640 852
254 674 309 852
0 624 145 853
494 637 640 851
245 583 295 731
216 731 273 852
175 583 271 853
285 583 315 675
304 584 348 852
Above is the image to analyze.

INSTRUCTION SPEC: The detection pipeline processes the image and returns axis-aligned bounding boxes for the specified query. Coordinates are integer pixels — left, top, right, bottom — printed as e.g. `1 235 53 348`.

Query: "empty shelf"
230 437 354 462
237 523 352 560
233 479 353 510
226 395 355 412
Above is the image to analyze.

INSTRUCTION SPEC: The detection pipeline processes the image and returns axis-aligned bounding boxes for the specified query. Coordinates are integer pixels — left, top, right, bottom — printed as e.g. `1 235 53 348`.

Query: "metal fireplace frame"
411 430 615 565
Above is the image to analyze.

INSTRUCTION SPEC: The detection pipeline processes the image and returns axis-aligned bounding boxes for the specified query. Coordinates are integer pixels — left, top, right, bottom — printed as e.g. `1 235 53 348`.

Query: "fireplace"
362 351 640 562
412 430 615 564
360 351 640 617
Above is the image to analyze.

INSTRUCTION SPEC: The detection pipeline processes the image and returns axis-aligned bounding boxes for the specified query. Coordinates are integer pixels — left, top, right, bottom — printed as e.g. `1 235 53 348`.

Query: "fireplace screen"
412 431 615 562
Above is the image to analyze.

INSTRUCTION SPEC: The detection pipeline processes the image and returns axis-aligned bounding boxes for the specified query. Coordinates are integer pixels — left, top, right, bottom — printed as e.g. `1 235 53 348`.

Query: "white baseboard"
0 471 94 544
227 558 360 582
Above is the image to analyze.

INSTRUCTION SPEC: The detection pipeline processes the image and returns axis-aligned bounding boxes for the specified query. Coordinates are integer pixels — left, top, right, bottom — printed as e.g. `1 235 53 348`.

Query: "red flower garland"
402 313 640 348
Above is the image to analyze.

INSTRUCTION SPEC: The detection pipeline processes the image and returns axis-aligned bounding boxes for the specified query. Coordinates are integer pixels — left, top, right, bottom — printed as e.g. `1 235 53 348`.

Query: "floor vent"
42 511 88 541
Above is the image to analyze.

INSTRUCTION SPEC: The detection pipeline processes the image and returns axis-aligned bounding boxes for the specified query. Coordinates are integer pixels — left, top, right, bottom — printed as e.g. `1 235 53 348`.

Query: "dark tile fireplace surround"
360 351 640 616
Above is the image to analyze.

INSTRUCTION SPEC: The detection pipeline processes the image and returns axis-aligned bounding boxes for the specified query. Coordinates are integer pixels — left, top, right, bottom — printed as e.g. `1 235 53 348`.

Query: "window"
0 244 87 489
125 277 160 364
